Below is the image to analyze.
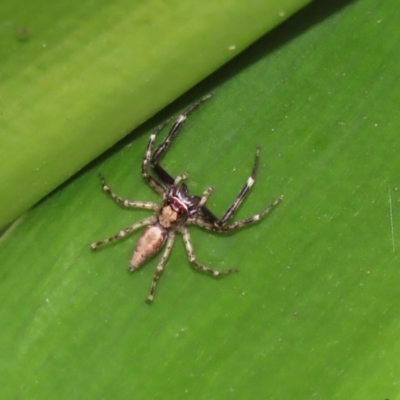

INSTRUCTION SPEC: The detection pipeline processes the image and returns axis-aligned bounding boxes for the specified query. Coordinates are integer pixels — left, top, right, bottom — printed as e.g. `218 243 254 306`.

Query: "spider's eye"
169 197 187 214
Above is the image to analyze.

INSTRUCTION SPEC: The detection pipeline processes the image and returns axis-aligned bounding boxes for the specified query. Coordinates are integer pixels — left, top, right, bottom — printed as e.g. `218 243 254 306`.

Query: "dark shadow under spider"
91 92 283 302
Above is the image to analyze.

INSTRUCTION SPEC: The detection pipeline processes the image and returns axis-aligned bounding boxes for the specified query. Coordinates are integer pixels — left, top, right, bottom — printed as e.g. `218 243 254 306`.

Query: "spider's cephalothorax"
91 93 283 302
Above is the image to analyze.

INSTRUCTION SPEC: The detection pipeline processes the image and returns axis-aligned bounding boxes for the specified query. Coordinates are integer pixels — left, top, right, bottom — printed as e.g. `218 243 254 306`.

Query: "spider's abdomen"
129 224 167 271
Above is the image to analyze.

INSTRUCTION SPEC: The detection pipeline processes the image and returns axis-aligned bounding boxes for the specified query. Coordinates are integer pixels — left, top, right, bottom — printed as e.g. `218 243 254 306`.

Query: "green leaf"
0 0 308 229
1 0 400 399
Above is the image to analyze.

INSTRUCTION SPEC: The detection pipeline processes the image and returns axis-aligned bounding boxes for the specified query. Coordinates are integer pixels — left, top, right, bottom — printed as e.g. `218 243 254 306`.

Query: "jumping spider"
91 93 283 302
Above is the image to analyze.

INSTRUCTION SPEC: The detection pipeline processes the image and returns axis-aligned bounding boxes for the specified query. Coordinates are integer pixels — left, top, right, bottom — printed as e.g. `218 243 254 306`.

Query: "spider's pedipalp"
198 186 214 207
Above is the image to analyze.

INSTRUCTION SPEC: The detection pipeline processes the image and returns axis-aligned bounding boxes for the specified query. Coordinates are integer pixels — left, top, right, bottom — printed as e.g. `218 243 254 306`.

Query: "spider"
90 93 283 302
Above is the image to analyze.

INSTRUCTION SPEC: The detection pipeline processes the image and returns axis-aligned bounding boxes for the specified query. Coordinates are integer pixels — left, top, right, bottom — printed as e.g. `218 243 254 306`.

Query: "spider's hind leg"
146 232 176 302
90 217 156 250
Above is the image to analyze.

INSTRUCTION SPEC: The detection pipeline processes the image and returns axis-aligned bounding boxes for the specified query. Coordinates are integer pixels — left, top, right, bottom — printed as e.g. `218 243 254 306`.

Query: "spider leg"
180 227 237 276
173 173 188 185
215 146 262 226
192 195 283 232
90 216 156 249
142 93 214 189
147 232 175 302
151 93 214 165
99 174 159 210
141 118 173 195
150 93 214 185
188 147 283 231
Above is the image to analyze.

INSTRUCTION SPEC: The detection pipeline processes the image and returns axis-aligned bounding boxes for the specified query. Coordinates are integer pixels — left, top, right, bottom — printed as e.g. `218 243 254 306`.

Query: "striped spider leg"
189 147 283 233
90 92 282 302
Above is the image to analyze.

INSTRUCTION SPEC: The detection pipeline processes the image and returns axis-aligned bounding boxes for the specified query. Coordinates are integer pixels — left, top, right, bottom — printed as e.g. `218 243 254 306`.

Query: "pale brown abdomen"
129 225 167 270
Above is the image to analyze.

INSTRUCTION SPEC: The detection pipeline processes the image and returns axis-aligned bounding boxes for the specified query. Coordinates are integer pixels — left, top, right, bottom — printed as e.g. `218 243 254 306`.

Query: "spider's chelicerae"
91 93 283 302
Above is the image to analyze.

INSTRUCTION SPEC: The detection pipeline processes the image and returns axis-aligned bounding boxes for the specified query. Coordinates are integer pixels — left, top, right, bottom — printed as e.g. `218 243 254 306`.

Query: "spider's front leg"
150 93 214 187
214 195 283 232
195 147 283 232
141 120 171 195
216 146 262 227
151 93 214 166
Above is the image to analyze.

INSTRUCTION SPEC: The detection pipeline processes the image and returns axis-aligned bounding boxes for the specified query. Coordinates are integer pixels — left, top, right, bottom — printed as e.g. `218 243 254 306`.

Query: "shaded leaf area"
1 0 400 399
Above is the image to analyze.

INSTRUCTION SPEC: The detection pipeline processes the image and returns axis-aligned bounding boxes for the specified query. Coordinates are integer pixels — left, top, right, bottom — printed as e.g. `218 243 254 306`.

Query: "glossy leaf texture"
0 0 308 229
1 1 400 399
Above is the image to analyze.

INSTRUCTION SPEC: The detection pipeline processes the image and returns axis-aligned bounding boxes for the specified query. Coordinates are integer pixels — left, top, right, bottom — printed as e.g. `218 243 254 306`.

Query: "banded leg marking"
191 195 283 232
217 147 261 226
90 217 156 250
147 232 175 302
99 174 158 210
180 227 237 276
